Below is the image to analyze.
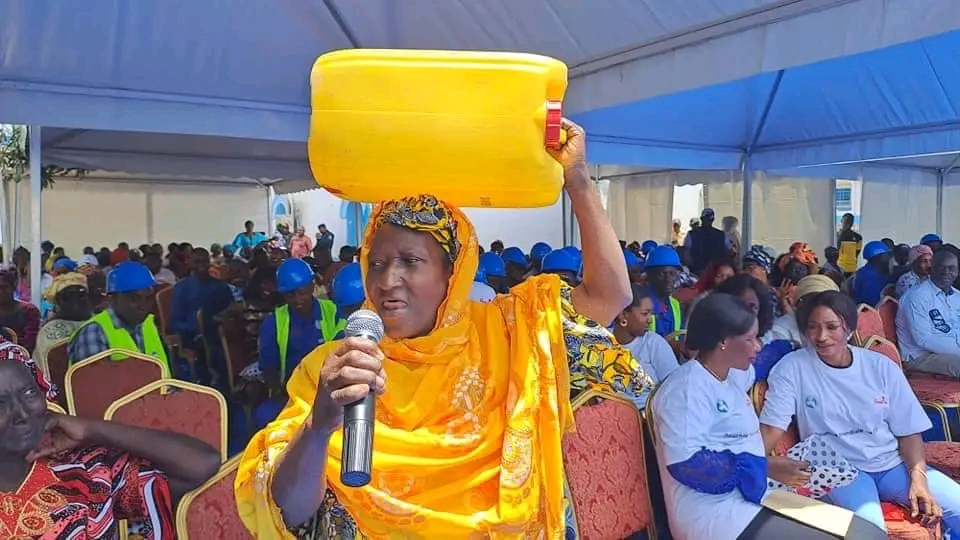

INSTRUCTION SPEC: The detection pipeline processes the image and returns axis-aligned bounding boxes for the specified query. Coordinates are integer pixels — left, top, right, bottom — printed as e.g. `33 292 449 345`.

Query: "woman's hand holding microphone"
311 337 387 434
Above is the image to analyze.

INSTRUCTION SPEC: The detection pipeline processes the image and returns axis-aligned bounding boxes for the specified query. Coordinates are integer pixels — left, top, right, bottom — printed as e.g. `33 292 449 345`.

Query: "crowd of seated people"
5 207 960 538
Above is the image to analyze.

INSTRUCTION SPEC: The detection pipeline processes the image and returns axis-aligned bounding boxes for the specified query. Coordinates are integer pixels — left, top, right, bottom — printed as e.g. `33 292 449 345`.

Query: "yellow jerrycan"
308 49 568 208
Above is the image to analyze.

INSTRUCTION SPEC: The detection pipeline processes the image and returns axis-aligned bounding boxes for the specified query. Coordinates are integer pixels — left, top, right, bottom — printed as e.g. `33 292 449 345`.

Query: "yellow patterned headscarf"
375 195 461 263
236 194 574 539
42 272 87 302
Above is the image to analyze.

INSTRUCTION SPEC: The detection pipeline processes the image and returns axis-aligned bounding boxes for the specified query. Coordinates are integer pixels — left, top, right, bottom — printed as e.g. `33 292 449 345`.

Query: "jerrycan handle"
545 101 566 149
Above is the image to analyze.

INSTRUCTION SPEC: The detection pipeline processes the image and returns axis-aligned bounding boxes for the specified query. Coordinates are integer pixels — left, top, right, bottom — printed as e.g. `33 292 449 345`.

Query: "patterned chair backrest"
854 304 885 346
1 326 18 344
64 350 166 419
46 401 67 415
563 390 654 540
155 287 174 336
45 339 70 410
877 296 899 345
863 335 903 368
176 456 252 539
105 379 228 460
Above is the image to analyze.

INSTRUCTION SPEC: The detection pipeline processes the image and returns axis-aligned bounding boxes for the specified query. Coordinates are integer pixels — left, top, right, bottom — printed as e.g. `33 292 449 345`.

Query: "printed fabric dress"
0 446 174 539
290 285 655 539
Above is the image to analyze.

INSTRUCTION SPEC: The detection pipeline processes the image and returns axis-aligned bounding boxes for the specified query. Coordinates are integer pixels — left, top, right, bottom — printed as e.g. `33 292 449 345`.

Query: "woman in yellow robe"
234 120 650 539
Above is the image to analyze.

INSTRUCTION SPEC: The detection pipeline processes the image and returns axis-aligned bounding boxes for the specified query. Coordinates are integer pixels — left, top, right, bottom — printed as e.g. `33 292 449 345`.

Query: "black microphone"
340 309 384 488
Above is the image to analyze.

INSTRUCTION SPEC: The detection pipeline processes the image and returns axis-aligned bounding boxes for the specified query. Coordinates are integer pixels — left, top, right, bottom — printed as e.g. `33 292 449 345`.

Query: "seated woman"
715 274 795 381
34 272 93 378
235 120 646 538
767 275 838 346
612 283 679 398
652 293 881 540
686 258 736 318
0 343 220 538
760 290 960 533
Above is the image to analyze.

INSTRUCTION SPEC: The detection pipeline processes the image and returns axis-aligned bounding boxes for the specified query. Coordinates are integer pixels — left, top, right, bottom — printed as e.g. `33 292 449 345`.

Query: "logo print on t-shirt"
716 400 729 413
874 395 888 405
804 396 817 409
929 309 952 334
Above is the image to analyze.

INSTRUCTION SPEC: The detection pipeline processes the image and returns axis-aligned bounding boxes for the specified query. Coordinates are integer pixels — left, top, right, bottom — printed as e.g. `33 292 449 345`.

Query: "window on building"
835 187 852 212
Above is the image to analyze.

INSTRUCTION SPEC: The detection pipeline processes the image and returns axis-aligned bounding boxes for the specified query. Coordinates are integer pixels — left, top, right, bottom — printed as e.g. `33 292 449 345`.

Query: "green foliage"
0 125 88 188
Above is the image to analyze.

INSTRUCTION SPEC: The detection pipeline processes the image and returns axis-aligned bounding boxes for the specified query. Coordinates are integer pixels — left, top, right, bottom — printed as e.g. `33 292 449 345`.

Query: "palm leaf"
0 125 88 189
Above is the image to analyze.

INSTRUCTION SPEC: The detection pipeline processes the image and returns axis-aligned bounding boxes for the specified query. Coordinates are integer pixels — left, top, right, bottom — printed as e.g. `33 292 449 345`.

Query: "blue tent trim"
574 29 960 176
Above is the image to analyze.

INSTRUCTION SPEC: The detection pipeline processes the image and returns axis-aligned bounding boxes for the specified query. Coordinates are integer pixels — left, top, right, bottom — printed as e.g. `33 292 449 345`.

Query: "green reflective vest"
275 299 344 381
75 311 171 375
649 296 683 335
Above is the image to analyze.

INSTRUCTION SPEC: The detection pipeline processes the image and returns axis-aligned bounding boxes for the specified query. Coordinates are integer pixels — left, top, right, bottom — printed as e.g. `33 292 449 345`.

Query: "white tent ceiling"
1 0 957 185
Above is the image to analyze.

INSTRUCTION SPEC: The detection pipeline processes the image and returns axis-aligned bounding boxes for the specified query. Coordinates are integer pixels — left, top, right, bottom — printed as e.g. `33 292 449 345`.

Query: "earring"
619 318 628 327
720 345 727 351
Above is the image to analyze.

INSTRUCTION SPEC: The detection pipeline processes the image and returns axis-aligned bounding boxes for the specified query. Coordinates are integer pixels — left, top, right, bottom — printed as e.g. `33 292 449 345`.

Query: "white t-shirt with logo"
622 332 679 384
652 360 763 540
759 346 931 473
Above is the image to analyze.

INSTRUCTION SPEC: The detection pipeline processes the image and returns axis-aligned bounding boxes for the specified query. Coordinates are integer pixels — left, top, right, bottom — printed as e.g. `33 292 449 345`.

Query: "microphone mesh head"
345 309 385 342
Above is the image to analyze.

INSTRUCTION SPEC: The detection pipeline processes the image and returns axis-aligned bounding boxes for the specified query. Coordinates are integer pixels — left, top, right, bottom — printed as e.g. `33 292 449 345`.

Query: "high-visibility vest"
649 296 683 335
275 299 344 381
75 311 170 373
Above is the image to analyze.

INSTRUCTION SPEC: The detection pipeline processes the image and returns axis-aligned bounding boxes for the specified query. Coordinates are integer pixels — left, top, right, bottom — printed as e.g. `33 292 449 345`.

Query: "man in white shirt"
896 250 960 377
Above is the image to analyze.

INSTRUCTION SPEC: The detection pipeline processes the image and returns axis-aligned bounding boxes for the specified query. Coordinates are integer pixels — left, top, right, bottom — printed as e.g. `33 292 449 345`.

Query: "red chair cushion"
925 441 960 482
907 375 960 404
881 501 941 539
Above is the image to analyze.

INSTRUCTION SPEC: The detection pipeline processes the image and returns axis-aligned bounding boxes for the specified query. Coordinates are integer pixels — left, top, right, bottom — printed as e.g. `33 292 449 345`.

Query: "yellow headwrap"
236 195 574 539
42 272 88 302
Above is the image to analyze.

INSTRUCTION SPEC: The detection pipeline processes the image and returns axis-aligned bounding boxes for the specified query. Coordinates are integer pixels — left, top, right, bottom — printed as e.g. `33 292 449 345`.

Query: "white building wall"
289 188 565 252
10 177 269 256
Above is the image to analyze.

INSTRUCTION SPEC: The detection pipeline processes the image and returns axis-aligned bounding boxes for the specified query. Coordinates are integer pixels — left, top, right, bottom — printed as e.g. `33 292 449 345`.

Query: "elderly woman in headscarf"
33 272 92 378
0 335 221 538
235 120 651 539
895 244 934 298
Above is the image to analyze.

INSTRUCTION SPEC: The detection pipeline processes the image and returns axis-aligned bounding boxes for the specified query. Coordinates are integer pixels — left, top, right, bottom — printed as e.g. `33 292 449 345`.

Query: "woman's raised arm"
549 119 631 326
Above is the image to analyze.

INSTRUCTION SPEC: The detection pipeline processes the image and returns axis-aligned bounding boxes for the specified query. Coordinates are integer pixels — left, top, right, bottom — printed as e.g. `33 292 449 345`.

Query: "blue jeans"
824 462 960 533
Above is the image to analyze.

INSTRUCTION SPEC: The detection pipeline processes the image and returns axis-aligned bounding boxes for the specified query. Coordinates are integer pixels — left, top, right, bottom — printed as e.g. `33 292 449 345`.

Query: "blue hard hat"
541 249 580 273
644 245 681 269
530 242 552 262
107 262 156 294
52 258 78 272
640 240 658 256
331 262 364 307
863 240 892 261
276 258 314 294
624 251 643 270
474 266 487 283
479 252 506 278
921 233 942 244
501 247 528 267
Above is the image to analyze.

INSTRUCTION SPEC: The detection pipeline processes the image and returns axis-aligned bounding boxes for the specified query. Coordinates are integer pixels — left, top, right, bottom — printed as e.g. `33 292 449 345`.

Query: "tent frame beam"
740 70 783 250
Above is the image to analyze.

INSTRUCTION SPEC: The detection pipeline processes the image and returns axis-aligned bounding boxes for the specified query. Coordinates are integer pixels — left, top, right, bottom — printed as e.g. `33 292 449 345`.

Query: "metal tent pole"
29 126 42 306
